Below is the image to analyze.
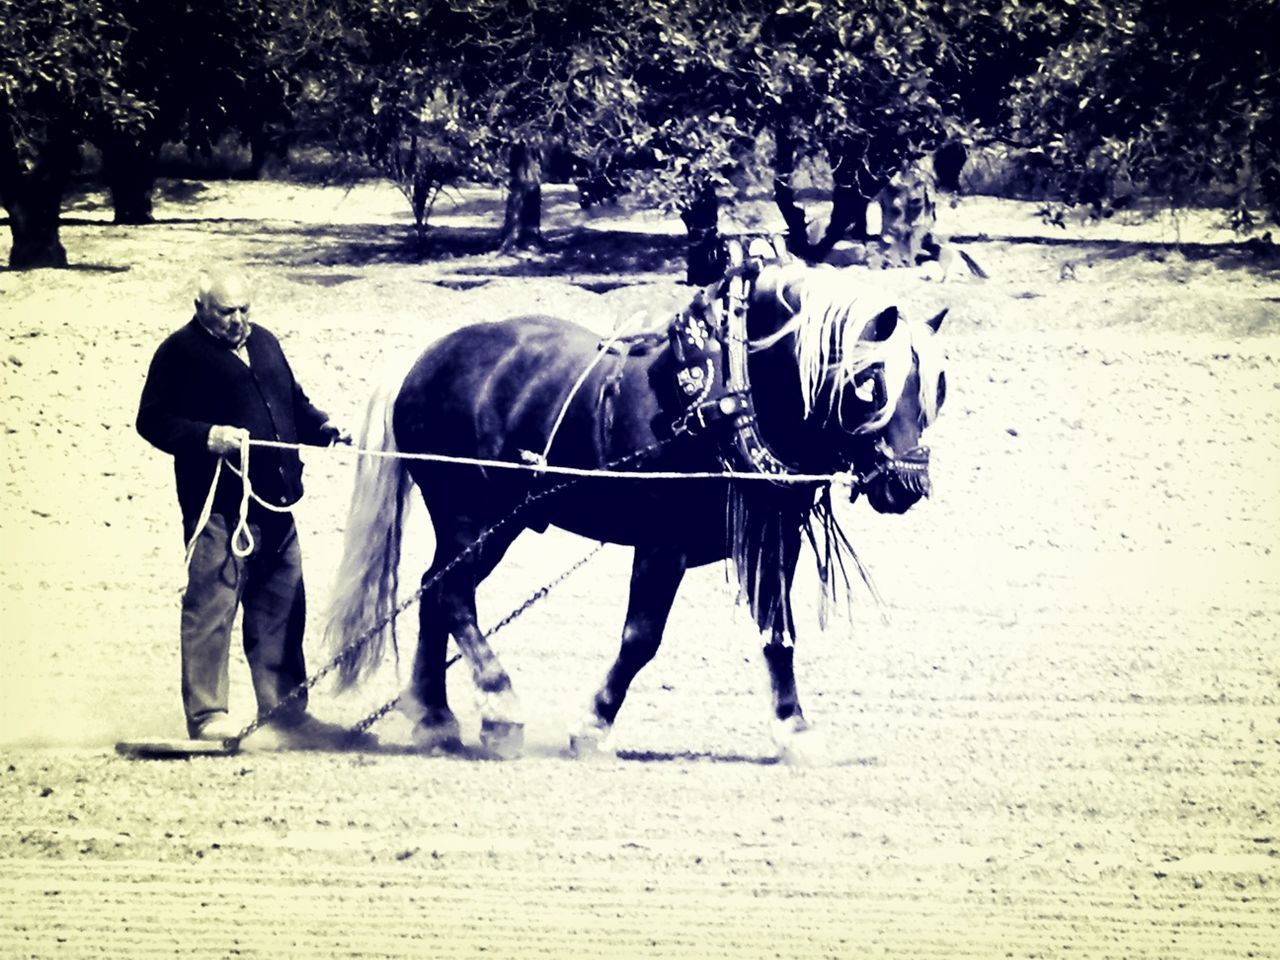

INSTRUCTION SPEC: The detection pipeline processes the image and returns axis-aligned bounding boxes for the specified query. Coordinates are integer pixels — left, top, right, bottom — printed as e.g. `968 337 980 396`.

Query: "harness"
667 263 793 477
664 239 934 498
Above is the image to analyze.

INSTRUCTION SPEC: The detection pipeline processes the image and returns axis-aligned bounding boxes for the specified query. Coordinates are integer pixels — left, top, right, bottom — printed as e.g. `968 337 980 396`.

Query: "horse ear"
863 306 900 342
769 271 802 313
925 308 948 333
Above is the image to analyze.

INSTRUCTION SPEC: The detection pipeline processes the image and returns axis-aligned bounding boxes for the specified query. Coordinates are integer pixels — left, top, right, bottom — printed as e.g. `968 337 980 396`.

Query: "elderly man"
137 267 348 745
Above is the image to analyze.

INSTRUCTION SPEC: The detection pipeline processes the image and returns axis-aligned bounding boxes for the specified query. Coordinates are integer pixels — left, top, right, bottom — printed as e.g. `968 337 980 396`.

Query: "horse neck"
746 320 832 473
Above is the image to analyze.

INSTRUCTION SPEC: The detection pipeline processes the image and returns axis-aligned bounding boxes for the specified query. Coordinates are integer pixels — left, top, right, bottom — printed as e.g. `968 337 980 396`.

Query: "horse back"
394 314 694 465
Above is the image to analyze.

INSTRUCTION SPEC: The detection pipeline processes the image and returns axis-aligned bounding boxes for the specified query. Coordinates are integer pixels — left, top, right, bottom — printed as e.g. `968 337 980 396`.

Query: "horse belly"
543 476 731 556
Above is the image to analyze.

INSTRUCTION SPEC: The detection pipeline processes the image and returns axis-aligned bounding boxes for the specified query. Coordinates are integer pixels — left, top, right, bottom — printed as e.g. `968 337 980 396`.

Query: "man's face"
196 276 252 347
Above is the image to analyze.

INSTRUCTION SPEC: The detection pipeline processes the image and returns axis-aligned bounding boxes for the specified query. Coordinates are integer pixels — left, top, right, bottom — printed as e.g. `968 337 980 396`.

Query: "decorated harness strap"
668 239 796 479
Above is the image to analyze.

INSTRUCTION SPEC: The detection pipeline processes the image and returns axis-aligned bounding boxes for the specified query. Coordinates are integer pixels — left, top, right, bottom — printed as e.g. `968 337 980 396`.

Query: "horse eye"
853 377 876 403
936 371 947 409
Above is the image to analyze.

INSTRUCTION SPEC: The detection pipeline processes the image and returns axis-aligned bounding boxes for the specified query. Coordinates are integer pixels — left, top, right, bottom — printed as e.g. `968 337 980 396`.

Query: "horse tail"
324 364 414 690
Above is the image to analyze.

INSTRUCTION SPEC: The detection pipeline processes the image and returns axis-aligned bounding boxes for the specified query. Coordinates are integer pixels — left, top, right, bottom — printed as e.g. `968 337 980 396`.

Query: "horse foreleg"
570 544 687 757
761 529 826 764
763 635 815 745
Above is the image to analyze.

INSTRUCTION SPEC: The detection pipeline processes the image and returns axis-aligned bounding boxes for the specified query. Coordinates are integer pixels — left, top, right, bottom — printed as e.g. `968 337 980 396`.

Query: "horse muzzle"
853 444 932 513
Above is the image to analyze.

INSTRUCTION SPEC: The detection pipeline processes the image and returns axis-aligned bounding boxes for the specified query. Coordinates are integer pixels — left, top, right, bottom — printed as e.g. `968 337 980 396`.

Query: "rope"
246 437 850 486
182 434 299 571
538 319 643 467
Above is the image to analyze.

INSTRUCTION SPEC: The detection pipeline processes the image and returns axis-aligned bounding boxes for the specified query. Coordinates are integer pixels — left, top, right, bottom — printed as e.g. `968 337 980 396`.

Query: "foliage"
306 0 644 237
0 0 144 167
581 0 962 246
1008 0 1280 221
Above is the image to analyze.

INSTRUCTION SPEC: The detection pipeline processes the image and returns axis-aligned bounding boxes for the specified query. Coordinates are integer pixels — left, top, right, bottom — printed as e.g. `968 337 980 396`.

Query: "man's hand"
207 424 250 455
319 421 352 446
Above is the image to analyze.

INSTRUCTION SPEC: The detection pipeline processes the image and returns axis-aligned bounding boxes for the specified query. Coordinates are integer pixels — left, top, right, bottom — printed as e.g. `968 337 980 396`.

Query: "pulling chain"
349 540 607 735
227 442 666 747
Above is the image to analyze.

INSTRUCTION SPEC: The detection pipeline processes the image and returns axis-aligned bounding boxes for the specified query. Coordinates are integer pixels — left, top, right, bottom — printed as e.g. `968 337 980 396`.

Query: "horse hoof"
772 715 827 766
568 730 615 760
412 710 464 755
412 723 463 755
480 718 524 760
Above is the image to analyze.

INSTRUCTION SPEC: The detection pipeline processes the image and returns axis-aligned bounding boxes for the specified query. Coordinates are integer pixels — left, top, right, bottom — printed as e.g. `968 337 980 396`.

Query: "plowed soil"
2 181 1278 958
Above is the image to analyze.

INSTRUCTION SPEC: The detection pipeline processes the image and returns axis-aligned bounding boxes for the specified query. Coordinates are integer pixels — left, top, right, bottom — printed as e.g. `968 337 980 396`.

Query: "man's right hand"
207 424 250 455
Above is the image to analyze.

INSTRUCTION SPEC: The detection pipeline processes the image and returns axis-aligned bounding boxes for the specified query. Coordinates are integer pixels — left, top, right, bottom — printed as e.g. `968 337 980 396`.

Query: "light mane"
751 266 943 433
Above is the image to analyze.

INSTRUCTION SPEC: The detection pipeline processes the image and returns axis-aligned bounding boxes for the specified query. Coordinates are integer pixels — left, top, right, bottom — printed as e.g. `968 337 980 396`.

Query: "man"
137 267 349 745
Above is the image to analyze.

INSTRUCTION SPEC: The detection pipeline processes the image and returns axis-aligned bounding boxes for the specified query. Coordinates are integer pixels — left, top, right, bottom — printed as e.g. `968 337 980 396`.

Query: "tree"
1007 0 1280 222
305 0 493 243
602 0 958 275
311 0 643 251
95 0 332 224
756 0 954 259
0 0 143 267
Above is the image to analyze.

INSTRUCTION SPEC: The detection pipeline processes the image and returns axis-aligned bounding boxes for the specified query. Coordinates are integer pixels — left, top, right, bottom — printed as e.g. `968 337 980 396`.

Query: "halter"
668 239 934 498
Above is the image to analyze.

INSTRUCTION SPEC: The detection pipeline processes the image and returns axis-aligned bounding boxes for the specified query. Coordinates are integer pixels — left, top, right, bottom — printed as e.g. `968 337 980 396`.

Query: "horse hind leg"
422 522 525 758
570 545 687 758
406 571 463 754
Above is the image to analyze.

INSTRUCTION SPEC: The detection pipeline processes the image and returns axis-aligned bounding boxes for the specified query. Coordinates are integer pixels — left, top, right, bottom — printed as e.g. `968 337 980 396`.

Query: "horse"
324 245 948 760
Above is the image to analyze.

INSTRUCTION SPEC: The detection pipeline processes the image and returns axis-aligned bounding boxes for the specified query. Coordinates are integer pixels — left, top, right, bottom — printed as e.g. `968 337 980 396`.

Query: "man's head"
195 268 252 348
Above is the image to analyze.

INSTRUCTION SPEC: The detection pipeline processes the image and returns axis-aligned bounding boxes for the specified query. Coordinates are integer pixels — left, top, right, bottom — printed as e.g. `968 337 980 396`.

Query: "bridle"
667 241 934 500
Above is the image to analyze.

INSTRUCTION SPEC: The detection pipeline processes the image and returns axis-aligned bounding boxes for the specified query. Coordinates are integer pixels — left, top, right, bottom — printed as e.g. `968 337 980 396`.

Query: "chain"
348 540 607 735
228 442 666 746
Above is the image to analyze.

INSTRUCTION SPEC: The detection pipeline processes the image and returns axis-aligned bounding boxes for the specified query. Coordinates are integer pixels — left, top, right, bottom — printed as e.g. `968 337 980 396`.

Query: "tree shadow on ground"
952 232 1280 278
451 230 689 277
251 220 689 281
0 262 131 275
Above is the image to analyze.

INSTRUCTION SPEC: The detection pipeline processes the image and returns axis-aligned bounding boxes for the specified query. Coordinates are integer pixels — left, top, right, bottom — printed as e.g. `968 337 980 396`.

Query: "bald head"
195 268 252 347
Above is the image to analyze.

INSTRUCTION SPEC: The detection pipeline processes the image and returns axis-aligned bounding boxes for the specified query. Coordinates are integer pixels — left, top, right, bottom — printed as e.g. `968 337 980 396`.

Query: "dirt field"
1 181 1278 958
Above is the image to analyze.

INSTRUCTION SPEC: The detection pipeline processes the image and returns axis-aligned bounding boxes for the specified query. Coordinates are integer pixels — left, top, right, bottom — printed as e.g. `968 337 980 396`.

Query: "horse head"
740 258 948 514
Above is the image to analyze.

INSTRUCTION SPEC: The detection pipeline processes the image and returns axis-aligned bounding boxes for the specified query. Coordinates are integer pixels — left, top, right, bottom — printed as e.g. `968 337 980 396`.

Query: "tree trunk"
774 132 882 263
680 183 722 285
102 135 158 225
772 123 814 259
1 132 75 269
829 140 884 242
499 141 543 252
249 123 291 180
933 141 967 193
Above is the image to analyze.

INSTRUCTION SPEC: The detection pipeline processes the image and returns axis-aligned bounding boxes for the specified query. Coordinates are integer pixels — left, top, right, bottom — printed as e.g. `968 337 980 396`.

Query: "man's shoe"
190 714 241 742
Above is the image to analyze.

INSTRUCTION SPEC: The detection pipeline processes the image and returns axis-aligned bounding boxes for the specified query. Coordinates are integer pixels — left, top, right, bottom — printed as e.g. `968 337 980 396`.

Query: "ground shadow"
248 220 689 280
0 262 131 275
952 232 1280 277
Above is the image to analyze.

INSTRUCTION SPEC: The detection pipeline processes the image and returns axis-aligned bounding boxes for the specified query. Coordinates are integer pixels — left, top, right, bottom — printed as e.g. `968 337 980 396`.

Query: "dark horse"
325 247 947 760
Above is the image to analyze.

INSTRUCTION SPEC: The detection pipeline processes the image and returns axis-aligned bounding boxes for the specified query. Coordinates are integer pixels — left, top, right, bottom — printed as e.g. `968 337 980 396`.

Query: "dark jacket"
137 319 331 539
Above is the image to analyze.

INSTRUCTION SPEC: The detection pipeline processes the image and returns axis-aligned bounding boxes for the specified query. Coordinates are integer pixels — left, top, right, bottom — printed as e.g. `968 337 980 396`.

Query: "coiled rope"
183 435 299 571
